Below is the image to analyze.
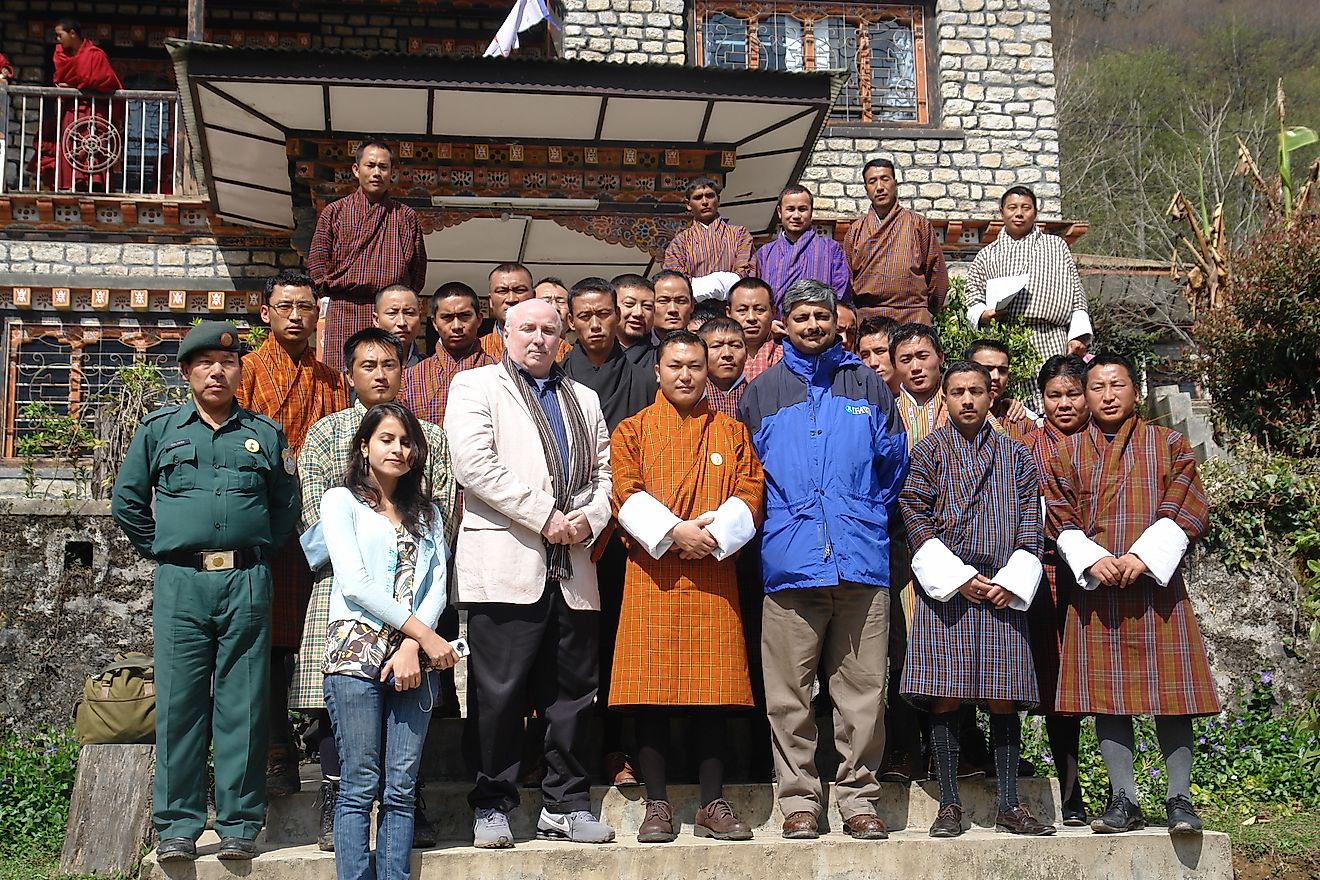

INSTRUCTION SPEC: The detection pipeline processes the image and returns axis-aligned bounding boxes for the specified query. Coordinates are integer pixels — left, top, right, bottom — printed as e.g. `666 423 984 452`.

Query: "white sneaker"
473 807 514 848
535 808 615 843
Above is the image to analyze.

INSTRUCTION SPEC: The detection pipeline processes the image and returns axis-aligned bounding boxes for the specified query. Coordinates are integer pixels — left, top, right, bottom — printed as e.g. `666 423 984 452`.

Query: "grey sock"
1095 714 1137 802
1154 715 1194 800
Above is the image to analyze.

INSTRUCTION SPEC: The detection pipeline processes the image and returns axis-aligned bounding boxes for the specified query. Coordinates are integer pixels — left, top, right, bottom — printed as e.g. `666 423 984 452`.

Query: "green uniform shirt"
111 402 300 558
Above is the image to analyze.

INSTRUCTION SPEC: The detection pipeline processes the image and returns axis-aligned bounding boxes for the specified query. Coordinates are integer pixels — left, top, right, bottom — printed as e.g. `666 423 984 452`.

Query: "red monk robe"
237 336 347 648
609 396 764 708
42 39 123 190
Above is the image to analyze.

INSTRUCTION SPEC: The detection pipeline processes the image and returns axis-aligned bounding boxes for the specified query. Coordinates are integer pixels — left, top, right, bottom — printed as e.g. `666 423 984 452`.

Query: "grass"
0 849 58 880
1204 803 1320 879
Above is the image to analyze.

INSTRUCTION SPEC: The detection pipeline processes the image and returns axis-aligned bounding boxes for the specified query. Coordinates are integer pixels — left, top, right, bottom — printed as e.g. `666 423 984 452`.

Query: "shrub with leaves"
1194 215 1320 456
935 276 1039 400
1022 677 1320 817
0 727 80 854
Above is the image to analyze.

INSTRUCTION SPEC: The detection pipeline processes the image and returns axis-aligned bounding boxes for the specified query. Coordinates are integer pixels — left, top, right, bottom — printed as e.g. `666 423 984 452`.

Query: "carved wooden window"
696 2 928 124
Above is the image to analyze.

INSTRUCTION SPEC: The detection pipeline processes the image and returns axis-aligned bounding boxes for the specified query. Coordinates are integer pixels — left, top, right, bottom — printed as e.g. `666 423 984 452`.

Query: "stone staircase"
140 738 1233 880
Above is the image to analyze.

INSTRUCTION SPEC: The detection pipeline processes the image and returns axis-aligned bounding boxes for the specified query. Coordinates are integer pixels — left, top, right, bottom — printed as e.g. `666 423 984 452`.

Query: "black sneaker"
1091 790 1145 834
317 779 338 852
1165 794 1203 835
413 788 437 849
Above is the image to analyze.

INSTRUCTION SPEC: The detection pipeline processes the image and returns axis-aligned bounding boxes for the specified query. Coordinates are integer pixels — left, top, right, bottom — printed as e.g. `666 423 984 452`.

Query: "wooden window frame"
693 1 933 127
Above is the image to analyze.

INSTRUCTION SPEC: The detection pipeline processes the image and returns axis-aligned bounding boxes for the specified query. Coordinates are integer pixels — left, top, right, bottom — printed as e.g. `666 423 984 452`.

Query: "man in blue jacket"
738 278 909 841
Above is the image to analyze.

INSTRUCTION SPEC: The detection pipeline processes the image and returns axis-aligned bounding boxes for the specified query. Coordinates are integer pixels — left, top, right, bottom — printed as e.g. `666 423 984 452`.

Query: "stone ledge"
143 827 1232 880
826 126 967 140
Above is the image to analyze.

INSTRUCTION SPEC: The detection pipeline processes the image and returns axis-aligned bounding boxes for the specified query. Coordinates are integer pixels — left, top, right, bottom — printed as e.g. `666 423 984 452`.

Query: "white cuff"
617 492 682 559
991 549 1043 611
910 538 979 602
691 272 741 302
1055 528 1112 591
967 302 989 329
1127 517 1190 586
702 497 756 561
1067 309 1093 341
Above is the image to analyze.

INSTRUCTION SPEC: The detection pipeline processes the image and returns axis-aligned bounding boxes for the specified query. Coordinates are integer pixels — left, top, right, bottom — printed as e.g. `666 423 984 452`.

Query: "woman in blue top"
321 401 458 880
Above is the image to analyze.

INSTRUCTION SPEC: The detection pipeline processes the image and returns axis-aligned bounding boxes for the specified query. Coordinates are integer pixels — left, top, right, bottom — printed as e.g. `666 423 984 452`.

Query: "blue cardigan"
321 486 448 632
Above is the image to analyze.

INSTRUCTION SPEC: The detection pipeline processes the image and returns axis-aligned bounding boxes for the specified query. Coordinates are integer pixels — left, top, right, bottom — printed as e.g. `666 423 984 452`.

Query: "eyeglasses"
270 302 317 316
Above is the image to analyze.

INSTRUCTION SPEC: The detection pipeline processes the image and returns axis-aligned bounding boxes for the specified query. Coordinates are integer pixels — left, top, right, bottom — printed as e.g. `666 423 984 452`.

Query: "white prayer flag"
484 0 554 58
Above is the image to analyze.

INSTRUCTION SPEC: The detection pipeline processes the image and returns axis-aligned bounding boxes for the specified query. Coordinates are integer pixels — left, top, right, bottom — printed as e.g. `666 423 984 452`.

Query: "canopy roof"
167 41 842 289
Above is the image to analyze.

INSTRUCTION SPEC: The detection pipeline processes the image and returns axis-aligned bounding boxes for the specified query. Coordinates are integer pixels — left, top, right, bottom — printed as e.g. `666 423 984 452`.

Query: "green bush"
0 727 80 854
936 276 1039 400
1022 678 1320 815
1194 215 1320 457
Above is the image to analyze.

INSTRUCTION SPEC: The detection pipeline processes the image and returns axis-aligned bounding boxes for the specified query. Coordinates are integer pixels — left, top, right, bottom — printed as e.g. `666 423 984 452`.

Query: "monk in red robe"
41 19 123 190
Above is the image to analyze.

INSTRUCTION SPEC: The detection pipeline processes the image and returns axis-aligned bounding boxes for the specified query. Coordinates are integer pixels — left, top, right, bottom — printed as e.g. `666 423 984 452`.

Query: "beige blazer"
444 363 612 610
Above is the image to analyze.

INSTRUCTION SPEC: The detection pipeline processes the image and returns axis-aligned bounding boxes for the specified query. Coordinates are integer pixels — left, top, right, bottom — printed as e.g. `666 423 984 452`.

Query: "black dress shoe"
1166 795 1203 835
156 838 197 862
996 804 1056 836
216 837 258 860
1091 790 1146 834
1061 789 1088 826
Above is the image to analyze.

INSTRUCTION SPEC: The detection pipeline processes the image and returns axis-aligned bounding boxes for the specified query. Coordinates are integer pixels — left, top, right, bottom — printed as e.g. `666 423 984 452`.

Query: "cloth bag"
74 652 156 745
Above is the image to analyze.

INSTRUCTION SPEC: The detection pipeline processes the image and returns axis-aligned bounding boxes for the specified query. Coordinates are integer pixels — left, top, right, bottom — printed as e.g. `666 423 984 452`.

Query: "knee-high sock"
1045 716 1083 809
318 709 341 780
1154 715 1194 800
690 712 728 807
930 711 962 807
990 713 1020 811
1094 714 1137 802
635 710 671 803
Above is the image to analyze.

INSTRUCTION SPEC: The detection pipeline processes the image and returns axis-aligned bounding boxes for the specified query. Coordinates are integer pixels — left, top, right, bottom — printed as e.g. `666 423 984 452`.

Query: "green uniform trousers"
152 561 272 841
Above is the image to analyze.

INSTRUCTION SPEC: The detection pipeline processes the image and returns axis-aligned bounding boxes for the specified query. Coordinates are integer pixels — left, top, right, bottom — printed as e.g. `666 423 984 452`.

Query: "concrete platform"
143 826 1233 880
160 766 1232 879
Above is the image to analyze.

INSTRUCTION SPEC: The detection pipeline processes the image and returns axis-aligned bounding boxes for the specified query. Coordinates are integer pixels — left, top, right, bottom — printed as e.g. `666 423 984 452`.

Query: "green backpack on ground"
74 652 156 745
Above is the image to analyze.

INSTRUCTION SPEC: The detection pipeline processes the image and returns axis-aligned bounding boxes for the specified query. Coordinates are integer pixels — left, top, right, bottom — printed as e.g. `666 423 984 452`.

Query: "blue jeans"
324 671 436 880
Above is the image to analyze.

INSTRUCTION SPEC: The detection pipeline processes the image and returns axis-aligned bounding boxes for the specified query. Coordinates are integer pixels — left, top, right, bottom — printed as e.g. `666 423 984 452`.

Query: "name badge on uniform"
244 438 261 454
710 452 724 466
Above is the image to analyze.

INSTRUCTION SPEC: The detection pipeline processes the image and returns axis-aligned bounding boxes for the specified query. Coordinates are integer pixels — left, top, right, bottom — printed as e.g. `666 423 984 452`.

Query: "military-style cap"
178 321 243 363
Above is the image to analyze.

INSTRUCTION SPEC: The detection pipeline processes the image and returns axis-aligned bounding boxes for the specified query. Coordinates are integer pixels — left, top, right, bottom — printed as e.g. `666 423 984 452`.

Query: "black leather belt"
159 548 264 571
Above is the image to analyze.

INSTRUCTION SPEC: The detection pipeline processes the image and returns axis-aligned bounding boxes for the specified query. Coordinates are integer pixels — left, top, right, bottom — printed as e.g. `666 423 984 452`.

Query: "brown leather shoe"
997 804 1056 836
929 803 964 838
842 812 889 840
695 798 753 841
603 751 640 787
781 810 819 840
637 799 675 843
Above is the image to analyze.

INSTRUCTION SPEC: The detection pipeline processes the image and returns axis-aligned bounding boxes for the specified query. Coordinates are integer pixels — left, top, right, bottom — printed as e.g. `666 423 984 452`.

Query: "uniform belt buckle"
202 550 235 571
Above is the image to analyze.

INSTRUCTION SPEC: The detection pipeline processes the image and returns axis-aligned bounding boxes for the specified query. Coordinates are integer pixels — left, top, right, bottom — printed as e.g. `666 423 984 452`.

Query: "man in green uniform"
111 322 299 862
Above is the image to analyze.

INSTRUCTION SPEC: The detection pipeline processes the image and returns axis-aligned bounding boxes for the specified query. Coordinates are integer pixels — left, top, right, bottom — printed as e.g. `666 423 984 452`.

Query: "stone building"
0 0 1080 456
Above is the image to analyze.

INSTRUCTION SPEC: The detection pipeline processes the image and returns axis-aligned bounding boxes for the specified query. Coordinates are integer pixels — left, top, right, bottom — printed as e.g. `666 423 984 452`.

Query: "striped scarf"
501 352 594 581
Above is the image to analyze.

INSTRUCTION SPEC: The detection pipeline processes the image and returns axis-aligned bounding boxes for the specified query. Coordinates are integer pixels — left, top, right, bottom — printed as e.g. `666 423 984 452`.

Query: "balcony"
0 85 195 199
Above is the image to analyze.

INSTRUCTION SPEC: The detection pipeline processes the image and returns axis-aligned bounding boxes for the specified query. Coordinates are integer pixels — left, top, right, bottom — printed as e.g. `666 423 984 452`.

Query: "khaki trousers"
762 583 890 820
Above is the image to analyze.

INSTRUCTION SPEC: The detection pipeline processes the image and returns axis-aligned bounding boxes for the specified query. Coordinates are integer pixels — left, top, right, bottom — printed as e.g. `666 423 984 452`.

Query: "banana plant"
1276 79 1317 219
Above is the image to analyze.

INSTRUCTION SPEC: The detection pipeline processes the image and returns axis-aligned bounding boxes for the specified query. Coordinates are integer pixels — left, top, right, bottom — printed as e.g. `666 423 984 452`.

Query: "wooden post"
187 0 205 41
59 744 155 877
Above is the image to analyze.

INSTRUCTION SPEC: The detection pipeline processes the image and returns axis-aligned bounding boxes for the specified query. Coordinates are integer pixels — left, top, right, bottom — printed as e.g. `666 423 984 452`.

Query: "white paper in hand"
986 274 1029 311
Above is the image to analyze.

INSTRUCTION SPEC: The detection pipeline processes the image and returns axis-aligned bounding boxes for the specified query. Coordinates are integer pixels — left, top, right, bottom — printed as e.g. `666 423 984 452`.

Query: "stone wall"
806 0 1062 221
0 503 1313 733
0 237 297 284
0 501 154 732
560 0 687 64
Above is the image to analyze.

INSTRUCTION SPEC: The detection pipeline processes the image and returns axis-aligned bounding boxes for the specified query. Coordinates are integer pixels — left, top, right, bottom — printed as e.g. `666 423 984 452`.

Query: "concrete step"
262 778 1063 844
143 827 1233 880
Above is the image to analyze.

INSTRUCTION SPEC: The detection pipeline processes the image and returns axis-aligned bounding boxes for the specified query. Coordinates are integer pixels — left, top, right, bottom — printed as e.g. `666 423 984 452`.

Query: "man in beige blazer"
444 298 614 848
